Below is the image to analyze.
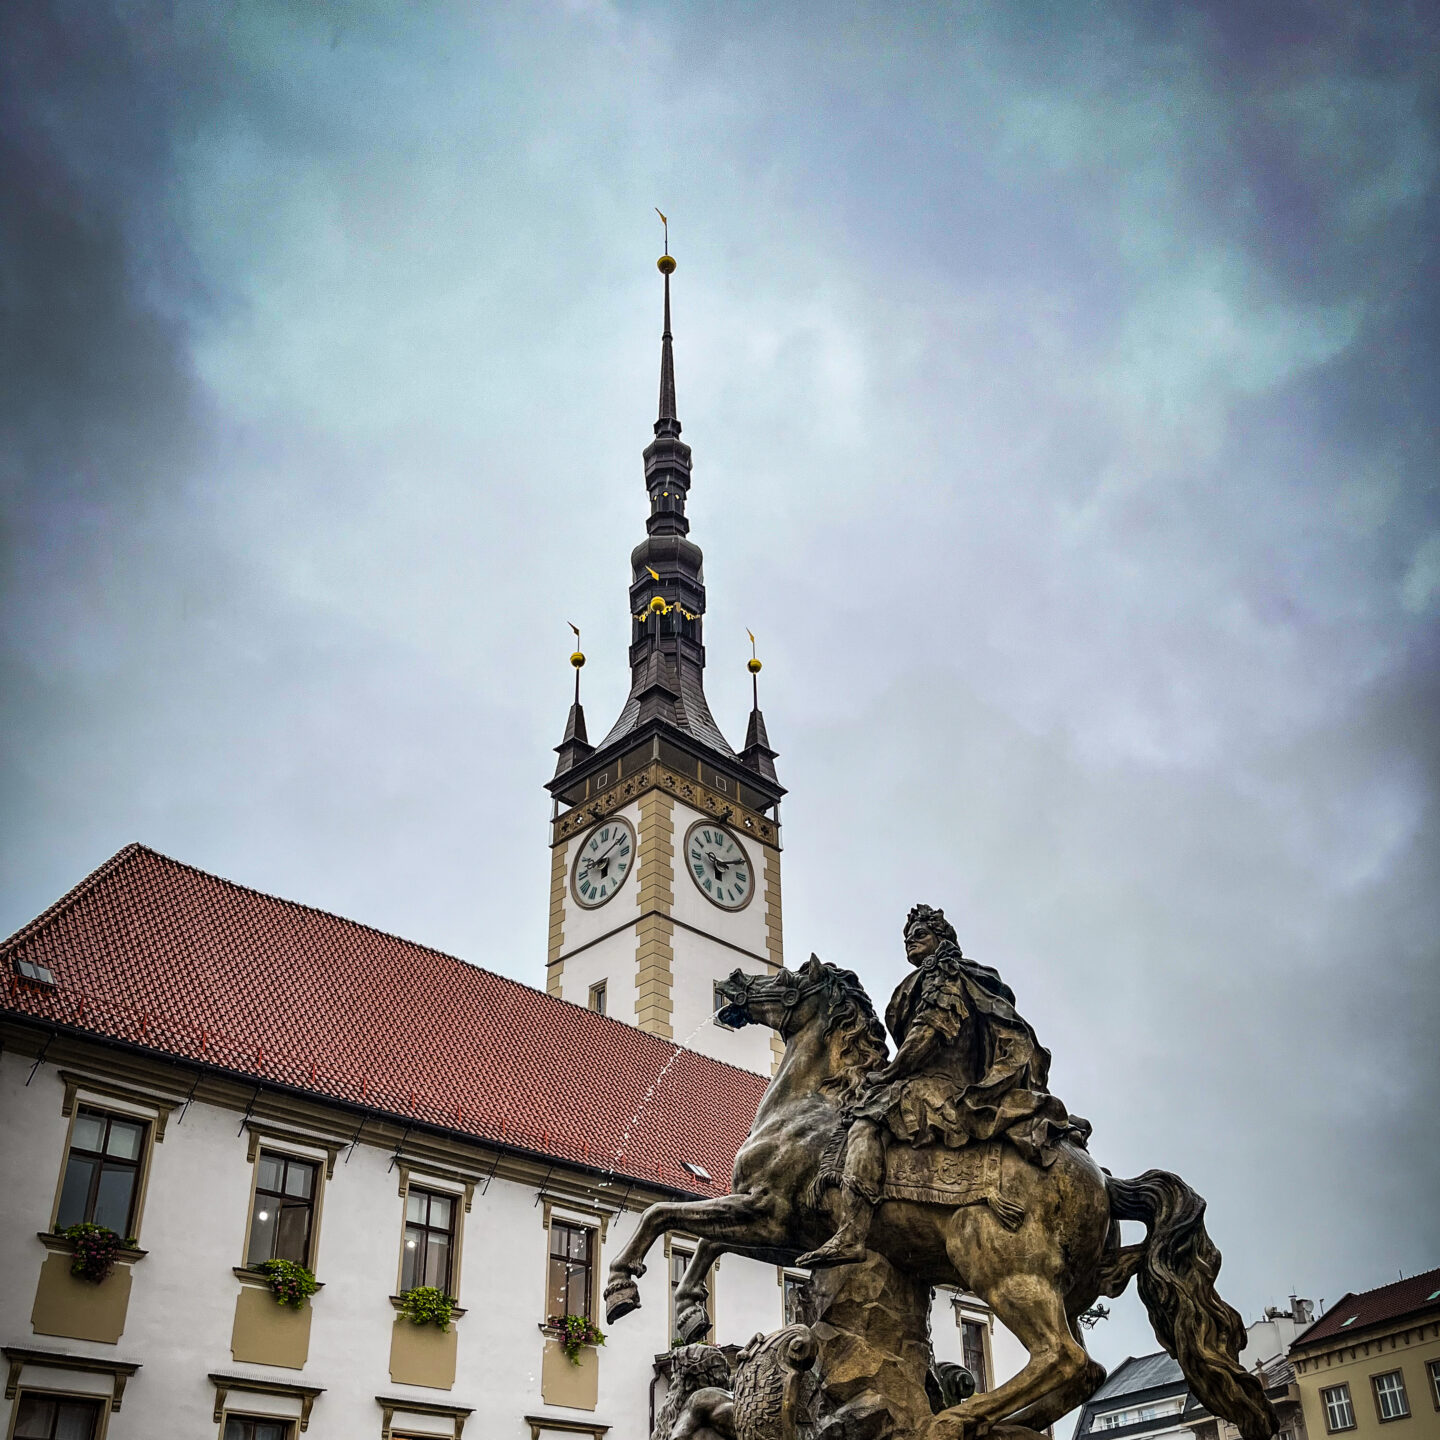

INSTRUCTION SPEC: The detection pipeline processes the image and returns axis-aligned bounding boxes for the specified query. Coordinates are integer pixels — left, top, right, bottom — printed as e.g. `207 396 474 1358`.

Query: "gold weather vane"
656 208 668 252
747 630 762 706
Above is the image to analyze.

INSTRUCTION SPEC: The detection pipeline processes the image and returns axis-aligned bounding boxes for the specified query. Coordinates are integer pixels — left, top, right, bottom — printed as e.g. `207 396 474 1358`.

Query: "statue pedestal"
810 1251 936 1440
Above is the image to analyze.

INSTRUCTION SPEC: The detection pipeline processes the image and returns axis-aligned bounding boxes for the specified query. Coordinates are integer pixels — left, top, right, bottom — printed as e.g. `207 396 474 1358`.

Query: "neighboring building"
1073 1305 1319 1440
1072 1351 1207 1440
1289 1269 1440 1440
0 260 1021 1440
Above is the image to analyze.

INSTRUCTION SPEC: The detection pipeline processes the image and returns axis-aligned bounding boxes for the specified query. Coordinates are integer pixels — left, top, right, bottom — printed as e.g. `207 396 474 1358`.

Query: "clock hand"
583 837 629 873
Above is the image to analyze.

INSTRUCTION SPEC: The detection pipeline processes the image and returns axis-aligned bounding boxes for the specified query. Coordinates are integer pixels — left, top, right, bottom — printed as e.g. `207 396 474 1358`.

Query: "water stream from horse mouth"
596 1012 730 1191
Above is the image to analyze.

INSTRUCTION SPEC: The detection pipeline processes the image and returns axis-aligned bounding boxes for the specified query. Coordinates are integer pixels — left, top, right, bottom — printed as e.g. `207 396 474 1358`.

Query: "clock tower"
544 253 785 1074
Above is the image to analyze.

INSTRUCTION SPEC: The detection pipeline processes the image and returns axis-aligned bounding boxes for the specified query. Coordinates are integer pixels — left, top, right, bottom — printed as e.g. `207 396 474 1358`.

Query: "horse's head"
714 959 815 1035
716 956 889 1075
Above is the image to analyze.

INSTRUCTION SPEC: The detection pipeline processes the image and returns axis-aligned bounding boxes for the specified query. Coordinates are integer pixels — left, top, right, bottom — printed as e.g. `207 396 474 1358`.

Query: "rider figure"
796 904 1090 1269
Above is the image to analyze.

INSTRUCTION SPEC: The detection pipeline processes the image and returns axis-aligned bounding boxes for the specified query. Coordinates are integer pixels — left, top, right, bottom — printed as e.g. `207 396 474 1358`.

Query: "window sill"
233 1266 325 1290
38 1231 147 1262
390 1295 466 1318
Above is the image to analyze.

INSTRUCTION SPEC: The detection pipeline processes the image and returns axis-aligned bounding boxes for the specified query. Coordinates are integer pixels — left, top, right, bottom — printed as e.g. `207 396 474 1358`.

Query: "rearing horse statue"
604 955 1274 1440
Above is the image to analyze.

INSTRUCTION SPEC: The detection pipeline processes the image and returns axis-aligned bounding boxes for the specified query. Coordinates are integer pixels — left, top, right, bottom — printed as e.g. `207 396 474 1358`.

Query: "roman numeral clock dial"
570 817 636 908
685 820 754 910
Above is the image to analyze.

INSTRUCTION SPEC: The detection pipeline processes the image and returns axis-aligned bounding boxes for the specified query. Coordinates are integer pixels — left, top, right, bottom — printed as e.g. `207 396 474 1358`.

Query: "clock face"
684 821 754 910
570 817 637 908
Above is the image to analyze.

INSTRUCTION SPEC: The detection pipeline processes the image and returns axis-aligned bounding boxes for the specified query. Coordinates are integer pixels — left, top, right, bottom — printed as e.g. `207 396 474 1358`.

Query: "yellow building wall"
1295 1323 1440 1440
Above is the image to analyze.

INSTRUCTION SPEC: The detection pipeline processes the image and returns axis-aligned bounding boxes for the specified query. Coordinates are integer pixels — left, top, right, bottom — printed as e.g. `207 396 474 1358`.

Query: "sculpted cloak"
852 939 1091 1168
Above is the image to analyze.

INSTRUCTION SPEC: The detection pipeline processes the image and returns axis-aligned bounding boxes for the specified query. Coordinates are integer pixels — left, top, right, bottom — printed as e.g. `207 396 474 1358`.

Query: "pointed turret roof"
548 252 782 805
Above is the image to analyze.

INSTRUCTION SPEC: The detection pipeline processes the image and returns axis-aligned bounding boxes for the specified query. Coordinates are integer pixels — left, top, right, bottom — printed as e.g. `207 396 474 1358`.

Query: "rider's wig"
905 903 958 946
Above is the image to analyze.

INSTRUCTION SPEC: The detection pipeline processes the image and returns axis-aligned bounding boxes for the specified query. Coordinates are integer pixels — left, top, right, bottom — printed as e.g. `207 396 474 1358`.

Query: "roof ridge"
3 842 771 1088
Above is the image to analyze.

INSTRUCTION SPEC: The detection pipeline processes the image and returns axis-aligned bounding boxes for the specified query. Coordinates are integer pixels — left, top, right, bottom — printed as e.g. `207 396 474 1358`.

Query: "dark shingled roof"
1089 1353 1186 1402
1291 1267 1440 1352
1 844 768 1197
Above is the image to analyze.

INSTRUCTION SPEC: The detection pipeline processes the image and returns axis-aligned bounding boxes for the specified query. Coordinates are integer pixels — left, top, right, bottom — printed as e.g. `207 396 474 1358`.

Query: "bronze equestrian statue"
606 905 1276 1440
798 905 1091 1269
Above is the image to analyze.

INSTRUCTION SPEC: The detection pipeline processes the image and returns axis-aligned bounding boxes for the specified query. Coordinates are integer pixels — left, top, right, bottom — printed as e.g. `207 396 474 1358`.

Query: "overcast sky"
3 0 1437 1380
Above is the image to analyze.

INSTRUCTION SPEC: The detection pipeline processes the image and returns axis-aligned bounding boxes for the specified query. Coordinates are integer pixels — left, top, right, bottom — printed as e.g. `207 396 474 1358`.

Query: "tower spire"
658 260 677 422
551 625 593 778
739 630 779 782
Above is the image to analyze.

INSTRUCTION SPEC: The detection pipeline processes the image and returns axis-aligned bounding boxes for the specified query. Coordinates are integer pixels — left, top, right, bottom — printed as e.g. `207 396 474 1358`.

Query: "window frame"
1371 1370 1411 1423
547 1218 597 1326
1427 1359 1440 1412
220 1418 296 1440
779 1268 810 1328
588 981 607 1016
959 1316 990 1393
400 1186 457 1296
8 1390 107 1440
713 980 738 1030
1322 1382 1357 1433
51 1105 150 1240
667 1236 716 1341
244 1148 321 1271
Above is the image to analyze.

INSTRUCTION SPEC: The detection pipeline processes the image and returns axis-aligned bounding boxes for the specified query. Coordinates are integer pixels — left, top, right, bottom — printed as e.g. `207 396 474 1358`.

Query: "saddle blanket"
883 1139 1022 1228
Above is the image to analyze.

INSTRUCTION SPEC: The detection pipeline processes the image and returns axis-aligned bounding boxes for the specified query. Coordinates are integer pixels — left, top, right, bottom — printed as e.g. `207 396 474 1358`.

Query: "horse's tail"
1106 1170 1276 1440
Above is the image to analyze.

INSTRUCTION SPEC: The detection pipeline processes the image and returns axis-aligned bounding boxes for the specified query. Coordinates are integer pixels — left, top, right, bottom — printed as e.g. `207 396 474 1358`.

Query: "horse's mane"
812 962 889 1104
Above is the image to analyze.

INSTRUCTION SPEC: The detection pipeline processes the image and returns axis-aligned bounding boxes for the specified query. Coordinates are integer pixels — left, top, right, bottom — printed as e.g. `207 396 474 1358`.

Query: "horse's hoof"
676 1303 712 1344
604 1277 641 1323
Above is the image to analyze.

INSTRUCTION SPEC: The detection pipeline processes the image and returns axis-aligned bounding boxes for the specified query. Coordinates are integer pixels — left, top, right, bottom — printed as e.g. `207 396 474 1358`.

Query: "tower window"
714 982 736 1029
589 982 607 1016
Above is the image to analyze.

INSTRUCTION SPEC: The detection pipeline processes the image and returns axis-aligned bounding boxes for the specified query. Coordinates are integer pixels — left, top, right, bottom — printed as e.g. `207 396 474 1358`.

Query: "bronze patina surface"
623 906 1276 1440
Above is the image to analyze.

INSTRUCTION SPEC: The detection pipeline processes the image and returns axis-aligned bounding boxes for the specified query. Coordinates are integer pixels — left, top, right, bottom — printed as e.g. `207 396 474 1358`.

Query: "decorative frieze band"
552 763 777 849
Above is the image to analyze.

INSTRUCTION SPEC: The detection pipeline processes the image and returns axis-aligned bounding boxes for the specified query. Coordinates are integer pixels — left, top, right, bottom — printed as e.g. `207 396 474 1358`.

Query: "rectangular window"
548 1220 594 1324
14 1395 103 1440
402 1188 454 1293
1323 1383 1356 1432
56 1105 147 1235
1373 1371 1410 1422
714 981 736 1029
669 1244 715 1339
782 1273 810 1327
247 1151 317 1267
960 1318 989 1393
1428 1359 1440 1410
589 982 607 1016
222 1419 294 1440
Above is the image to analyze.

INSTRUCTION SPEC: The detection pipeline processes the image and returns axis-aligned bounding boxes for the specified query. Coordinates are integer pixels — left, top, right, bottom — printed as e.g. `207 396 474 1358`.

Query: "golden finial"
648 594 668 614
656 207 675 273
747 629 761 673
567 622 585 707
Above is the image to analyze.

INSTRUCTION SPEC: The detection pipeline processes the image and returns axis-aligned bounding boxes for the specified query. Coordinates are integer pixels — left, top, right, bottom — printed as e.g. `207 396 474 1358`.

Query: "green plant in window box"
61 1223 134 1283
560 1313 606 1365
397 1286 457 1332
253 1257 318 1309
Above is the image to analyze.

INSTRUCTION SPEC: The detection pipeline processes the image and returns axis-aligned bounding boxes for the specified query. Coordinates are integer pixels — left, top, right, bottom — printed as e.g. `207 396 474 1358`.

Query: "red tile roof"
1290 1267 1440 1352
1 844 768 1198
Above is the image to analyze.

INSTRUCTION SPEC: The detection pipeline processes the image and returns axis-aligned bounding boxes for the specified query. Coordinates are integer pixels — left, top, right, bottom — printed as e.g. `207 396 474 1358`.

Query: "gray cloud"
3 0 1437 1383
